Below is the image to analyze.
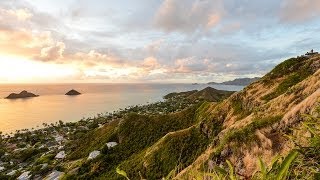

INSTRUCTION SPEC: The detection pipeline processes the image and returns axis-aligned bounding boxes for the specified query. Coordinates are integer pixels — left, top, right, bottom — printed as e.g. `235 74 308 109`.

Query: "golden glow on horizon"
84 66 138 77
0 55 145 83
0 55 77 82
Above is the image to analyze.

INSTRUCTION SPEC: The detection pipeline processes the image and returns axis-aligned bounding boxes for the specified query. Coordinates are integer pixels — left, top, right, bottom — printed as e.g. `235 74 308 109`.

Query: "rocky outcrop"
65 89 81 96
5 90 39 99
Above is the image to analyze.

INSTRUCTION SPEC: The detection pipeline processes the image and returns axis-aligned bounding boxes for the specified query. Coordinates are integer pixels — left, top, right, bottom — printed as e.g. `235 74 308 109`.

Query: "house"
55 151 66 159
17 171 31 180
106 142 118 149
88 150 101 160
6 169 17 176
54 135 64 143
44 170 64 180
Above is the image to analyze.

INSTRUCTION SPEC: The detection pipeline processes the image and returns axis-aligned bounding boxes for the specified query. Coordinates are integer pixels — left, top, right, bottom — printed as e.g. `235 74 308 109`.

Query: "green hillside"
1 54 319 180
65 54 320 179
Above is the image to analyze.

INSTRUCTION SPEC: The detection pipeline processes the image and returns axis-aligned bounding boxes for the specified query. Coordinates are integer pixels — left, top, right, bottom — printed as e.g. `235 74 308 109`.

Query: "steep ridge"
187 87 234 102
176 55 320 178
65 105 207 179
62 54 320 179
164 87 234 102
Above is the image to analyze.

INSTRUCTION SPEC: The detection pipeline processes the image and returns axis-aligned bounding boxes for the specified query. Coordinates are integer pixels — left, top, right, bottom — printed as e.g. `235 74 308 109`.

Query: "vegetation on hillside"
0 55 319 179
262 56 316 101
69 104 211 179
183 104 320 180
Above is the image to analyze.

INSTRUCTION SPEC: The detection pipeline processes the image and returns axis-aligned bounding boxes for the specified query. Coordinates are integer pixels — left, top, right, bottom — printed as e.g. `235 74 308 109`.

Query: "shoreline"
0 84 243 134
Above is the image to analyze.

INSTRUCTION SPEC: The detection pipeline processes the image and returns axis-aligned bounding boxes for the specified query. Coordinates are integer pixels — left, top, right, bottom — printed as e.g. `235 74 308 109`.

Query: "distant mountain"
187 87 234 102
163 90 198 99
208 77 260 86
164 87 234 102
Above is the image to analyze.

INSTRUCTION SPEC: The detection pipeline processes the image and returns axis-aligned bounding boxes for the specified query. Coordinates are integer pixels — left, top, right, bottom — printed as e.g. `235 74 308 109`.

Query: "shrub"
36 153 55 164
215 115 283 156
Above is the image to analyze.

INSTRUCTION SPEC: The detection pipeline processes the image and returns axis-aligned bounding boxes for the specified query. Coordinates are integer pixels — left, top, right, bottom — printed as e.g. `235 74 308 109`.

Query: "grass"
71 104 205 179
285 106 320 179
231 98 252 120
117 127 209 179
261 56 315 101
67 119 120 160
214 115 283 156
262 72 312 101
262 56 309 84
186 150 299 180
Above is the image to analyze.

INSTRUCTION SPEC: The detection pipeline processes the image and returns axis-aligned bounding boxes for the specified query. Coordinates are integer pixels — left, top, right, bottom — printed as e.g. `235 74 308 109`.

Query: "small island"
65 89 81 96
5 90 39 99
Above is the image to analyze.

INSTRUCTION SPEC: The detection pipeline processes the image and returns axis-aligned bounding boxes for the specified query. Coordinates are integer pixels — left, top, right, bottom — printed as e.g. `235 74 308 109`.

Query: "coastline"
0 84 243 134
0 86 234 178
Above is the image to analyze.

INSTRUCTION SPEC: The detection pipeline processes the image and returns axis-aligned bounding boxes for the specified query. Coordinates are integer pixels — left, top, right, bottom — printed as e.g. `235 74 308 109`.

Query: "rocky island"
5 90 39 99
65 89 81 96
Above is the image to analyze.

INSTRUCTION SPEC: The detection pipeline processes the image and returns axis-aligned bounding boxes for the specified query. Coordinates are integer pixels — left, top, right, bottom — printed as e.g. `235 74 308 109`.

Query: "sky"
0 0 319 83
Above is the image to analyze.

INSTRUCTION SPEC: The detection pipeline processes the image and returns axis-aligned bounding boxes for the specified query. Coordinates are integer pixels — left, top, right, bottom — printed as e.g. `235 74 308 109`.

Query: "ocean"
0 83 243 134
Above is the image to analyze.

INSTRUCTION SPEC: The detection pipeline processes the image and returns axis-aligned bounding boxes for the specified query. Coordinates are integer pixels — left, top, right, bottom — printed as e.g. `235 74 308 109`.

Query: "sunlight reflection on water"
0 83 243 133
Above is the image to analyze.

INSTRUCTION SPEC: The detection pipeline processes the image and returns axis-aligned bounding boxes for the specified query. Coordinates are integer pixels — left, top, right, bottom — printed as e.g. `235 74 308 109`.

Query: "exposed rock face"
65 89 81 96
5 90 39 99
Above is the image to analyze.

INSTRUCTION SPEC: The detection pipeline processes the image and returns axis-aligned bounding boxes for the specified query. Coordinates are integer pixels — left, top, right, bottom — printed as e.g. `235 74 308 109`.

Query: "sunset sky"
0 0 320 83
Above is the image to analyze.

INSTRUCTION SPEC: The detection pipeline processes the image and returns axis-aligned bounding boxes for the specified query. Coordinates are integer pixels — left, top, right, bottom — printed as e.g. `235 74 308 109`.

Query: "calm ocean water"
0 83 243 133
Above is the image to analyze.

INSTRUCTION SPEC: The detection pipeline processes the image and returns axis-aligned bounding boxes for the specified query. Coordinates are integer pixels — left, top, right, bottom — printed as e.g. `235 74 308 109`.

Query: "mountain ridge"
208 77 260 86
68 54 320 179
176 54 320 178
1 54 319 179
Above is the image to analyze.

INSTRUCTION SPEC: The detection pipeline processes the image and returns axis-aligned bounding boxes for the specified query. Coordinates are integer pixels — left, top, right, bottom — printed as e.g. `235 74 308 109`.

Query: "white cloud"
39 42 65 61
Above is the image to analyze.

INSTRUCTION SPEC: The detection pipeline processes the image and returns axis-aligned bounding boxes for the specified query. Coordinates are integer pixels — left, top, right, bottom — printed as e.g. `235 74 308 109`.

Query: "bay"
0 83 243 134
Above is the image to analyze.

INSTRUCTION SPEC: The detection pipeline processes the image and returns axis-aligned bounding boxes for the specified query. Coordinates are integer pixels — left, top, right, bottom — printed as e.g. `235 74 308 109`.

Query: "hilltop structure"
304 49 318 57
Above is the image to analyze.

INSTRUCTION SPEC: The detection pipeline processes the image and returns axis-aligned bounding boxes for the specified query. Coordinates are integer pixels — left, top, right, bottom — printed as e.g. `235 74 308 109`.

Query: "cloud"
154 0 223 33
140 57 162 71
280 0 320 22
172 57 210 73
218 22 242 34
0 8 32 22
0 7 31 33
0 29 55 58
1 0 320 83
38 42 65 61
9 8 32 20
71 50 124 67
